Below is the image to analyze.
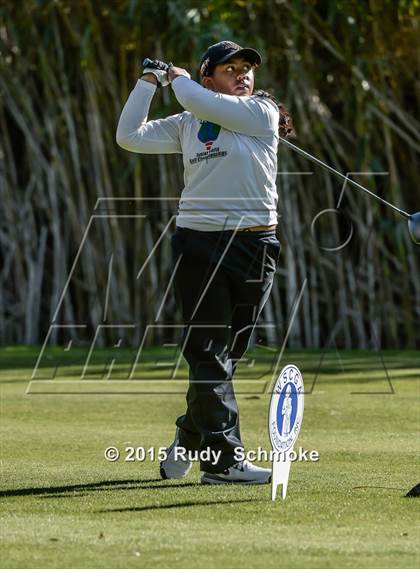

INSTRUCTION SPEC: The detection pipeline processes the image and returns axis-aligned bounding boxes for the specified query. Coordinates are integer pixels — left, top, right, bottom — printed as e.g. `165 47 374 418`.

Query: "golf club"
142 57 420 245
142 57 171 72
279 137 420 245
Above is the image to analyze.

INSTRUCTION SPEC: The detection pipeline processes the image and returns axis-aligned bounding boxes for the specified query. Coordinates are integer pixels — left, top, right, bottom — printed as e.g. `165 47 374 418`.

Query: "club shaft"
279 137 410 219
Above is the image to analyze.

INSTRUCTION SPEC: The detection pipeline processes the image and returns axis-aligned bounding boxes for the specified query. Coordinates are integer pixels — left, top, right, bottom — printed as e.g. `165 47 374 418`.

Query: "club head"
408 212 420 245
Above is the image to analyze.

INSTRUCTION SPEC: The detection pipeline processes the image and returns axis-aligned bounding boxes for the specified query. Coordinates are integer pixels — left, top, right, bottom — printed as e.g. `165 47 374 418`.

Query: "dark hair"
254 90 296 139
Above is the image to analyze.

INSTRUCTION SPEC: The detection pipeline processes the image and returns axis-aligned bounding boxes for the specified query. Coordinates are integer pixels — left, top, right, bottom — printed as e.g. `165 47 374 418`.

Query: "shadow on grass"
0 478 204 498
353 484 420 497
1 346 419 376
98 497 264 513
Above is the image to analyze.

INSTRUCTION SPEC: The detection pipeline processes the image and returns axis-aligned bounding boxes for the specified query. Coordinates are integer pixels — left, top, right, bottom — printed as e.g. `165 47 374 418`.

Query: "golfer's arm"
171 76 278 136
116 79 182 154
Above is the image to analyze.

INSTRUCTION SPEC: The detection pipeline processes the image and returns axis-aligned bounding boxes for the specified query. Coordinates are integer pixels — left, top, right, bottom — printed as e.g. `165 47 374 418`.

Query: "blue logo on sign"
276 382 298 437
197 121 221 150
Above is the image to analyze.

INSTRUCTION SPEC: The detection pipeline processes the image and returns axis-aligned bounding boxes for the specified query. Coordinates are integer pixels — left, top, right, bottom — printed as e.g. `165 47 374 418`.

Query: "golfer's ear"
202 77 213 90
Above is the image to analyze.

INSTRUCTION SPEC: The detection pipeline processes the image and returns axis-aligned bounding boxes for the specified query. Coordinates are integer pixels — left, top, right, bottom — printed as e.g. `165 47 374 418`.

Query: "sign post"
268 364 304 500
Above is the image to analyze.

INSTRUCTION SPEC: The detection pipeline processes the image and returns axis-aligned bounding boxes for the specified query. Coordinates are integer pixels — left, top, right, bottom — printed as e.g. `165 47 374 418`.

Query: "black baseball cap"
199 40 262 77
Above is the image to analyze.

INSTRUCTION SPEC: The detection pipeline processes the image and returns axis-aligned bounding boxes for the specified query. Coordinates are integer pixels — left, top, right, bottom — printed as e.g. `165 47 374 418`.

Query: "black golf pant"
171 226 280 473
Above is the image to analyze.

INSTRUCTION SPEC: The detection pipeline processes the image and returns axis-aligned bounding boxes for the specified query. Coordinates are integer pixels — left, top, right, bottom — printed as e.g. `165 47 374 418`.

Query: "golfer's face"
209 57 255 96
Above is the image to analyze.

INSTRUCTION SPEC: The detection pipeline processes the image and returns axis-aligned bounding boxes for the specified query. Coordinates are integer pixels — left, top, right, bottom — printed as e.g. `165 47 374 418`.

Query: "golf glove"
141 67 170 88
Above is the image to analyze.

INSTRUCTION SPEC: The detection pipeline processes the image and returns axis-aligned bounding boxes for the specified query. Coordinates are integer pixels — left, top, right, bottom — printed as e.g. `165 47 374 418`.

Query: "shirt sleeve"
171 76 279 137
116 79 182 154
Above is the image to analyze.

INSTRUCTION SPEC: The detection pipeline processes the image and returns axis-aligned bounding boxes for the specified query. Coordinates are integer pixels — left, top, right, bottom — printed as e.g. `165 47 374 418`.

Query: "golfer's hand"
141 67 170 87
168 66 191 83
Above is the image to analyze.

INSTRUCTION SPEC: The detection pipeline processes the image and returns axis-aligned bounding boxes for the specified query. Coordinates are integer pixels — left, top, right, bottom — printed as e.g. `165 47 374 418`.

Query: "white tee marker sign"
268 364 304 500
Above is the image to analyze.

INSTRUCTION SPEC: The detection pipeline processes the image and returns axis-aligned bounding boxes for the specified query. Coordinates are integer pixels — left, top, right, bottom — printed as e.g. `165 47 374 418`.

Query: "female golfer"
116 40 295 484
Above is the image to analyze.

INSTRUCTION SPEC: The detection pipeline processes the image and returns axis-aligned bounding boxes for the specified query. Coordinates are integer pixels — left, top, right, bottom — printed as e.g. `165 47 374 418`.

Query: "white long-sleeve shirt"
116 76 279 231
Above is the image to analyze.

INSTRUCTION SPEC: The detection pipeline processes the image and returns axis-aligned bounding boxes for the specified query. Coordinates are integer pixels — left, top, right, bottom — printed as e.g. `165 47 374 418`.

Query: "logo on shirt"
197 121 221 151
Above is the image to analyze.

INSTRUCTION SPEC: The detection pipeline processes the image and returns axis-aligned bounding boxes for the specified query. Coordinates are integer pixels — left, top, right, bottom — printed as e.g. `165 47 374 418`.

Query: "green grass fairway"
1 347 419 569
